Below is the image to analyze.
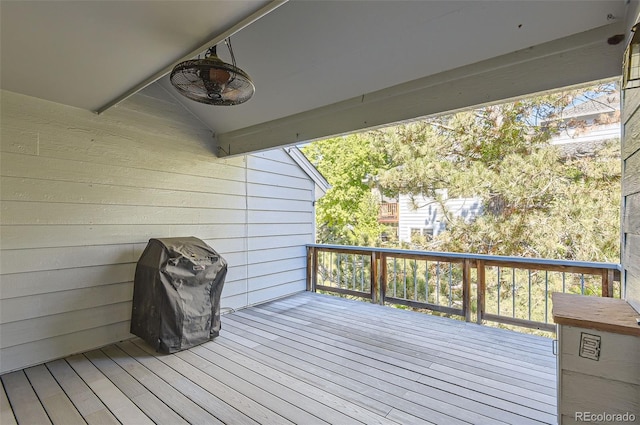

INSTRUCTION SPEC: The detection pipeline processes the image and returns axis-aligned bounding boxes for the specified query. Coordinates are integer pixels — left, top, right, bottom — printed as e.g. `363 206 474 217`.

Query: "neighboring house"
548 88 621 155
397 192 483 244
0 87 328 373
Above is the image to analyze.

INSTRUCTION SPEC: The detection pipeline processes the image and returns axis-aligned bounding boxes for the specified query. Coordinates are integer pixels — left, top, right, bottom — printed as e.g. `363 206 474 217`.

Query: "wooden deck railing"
306 244 621 332
378 202 399 223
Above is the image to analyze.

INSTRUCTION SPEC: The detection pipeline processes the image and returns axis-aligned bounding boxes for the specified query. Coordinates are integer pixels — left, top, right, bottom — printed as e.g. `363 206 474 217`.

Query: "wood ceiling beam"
215 22 625 158
95 0 287 115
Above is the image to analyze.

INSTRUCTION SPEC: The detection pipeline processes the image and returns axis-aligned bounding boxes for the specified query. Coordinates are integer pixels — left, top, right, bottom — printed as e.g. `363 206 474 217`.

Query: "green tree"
303 82 621 262
302 133 388 245
374 84 620 261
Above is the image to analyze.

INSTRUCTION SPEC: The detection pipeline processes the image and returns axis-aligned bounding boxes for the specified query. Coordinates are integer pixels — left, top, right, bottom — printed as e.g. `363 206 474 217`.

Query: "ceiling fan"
170 38 254 106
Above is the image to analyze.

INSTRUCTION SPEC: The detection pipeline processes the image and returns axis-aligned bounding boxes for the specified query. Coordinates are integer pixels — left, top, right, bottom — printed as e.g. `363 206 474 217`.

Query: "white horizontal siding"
0 322 133 378
550 123 620 145
0 244 138 274
1 152 247 196
398 194 482 243
244 151 314 307
0 224 247 249
0 86 316 373
0 302 132 350
0 264 135 299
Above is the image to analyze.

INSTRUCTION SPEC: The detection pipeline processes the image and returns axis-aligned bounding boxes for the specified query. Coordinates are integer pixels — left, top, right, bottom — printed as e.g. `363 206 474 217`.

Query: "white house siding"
623 84 640 313
550 123 620 146
0 86 315 373
398 194 482 243
246 150 314 306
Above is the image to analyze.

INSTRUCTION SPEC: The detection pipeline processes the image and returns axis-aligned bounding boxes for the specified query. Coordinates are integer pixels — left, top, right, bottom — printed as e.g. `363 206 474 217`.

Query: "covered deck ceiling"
0 1 631 156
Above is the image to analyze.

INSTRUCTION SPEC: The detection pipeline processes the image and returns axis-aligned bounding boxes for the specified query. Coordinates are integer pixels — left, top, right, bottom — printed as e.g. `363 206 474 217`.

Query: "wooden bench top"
552 292 640 337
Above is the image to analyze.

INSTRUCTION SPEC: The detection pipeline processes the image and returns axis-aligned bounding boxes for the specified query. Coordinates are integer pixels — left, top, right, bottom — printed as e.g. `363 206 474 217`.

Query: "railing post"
371 251 378 303
476 260 486 325
310 247 319 292
601 268 614 297
306 246 313 291
462 259 472 322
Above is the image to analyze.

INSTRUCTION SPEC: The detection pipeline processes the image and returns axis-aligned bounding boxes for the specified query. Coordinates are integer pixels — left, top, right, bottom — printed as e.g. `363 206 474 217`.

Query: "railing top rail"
307 243 621 271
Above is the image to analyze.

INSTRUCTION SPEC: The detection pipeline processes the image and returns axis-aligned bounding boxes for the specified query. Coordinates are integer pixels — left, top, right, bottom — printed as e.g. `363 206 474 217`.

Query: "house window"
410 227 434 242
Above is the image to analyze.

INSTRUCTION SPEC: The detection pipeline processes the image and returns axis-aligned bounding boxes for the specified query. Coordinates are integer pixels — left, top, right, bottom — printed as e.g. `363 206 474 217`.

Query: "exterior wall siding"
623 84 640 313
621 0 640 314
0 86 315 373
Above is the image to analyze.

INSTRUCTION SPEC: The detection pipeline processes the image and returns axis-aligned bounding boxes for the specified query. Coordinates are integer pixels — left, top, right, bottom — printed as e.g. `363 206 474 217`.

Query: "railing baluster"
361 255 365 293
355 254 359 291
528 270 532 321
413 260 418 301
512 268 516 318
545 270 549 324
321 249 325 286
580 273 585 295
325 250 329 285
562 272 566 293
352 254 356 290
448 263 453 308
329 251 333 287
425 260 429 303
497 266 501 316
403 258 407 299
393 257 398 298
436 262 440 306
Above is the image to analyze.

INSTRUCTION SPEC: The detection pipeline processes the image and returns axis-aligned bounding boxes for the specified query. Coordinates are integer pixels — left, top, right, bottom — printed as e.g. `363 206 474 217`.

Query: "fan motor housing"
170 57 254 106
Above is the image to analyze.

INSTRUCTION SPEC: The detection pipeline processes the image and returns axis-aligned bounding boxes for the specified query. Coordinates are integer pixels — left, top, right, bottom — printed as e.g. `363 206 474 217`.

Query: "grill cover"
130 237 227 353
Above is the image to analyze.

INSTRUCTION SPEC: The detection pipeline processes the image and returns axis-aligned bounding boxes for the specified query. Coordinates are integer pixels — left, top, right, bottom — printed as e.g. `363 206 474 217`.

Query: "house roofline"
285 146 330 197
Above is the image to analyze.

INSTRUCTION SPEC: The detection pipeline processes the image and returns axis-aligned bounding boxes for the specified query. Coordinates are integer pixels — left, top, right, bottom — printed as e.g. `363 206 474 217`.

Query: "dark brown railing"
306 244 621 332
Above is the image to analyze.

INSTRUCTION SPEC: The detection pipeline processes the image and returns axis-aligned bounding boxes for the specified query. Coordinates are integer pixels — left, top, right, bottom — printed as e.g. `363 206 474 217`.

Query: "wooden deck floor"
1 291 557 425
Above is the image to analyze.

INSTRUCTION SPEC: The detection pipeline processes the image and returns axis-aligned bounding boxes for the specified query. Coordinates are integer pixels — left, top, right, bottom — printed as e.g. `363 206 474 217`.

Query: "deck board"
23 365 85 425
188 343 380 425
131 340 296 425
83 348 189 425
252 298 556 379
223 307 552 424
66 353 153 425
45 359 119 425
214 327 472 425
0 292 558 424
114 341 232 425
281 294 556 371
0 379 18 425
1 370 52 425
218 319 505 424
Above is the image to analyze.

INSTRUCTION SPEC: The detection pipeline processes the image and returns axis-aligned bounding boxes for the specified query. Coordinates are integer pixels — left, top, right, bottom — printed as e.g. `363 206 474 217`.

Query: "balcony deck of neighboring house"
378 202 399 224
1 291 557 425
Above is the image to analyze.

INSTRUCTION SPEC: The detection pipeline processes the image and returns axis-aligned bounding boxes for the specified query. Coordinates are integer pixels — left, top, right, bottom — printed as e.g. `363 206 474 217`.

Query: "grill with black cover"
130 237 227 353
